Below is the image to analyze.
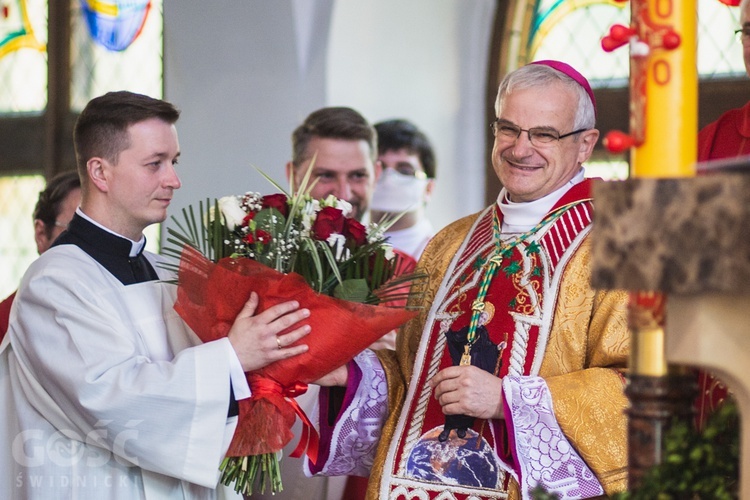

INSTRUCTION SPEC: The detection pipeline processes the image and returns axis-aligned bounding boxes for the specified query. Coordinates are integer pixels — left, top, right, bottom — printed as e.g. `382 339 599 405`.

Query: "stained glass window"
0 0 164 296
71 0 163 111
523 0 743 182
0 0 47 113
697 0 744 77
530 0 743 88
531 1 630 88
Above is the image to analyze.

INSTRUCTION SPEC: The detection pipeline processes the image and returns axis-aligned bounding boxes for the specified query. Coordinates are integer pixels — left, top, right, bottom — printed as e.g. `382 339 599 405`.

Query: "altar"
591 170 750 497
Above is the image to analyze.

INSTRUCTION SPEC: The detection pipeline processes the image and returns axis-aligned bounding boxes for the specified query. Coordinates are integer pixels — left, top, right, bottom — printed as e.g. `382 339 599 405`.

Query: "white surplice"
1 245 242 499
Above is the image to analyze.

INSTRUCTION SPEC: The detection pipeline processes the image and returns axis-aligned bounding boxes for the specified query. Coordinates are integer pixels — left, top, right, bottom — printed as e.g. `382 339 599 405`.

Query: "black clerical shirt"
52 213 239 417
52 213 158 285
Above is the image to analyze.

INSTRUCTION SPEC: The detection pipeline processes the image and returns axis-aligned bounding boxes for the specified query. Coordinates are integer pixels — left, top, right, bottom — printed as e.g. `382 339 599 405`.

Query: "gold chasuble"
371 179 629 500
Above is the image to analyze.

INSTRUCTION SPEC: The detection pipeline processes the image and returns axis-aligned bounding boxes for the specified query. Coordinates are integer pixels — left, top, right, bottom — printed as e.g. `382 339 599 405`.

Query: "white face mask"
370 169 430 213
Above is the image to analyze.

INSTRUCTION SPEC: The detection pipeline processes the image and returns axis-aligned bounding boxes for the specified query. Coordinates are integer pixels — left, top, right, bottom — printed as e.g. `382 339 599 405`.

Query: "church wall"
163 0 496 242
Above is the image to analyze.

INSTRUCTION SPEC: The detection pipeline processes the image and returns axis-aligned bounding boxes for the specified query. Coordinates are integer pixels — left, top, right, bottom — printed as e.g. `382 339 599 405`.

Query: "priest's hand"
429 365 504 420
313 364 349 387
227 292 311 372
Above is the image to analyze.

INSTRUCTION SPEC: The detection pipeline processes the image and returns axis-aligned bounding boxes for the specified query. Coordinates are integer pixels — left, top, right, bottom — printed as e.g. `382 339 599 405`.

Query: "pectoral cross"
460 344 472 366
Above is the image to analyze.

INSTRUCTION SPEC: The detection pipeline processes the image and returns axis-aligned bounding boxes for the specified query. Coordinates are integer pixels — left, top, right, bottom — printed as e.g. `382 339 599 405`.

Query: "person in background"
265 106 386 500
285 105 408 352
286 106 382 223
311 60 630 499
691 0 750 426
322 118 439 500
371 119 437 261
698 0 750 161
1 91 311 499
0 170 81 339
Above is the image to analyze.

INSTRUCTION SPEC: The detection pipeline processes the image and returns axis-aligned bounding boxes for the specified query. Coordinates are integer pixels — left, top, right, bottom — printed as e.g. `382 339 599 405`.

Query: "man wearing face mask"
371 119 437 261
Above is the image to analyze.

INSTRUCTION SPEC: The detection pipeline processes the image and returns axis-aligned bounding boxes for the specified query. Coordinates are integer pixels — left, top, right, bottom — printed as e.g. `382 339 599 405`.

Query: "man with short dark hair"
287 106 381 222
1 91 311 499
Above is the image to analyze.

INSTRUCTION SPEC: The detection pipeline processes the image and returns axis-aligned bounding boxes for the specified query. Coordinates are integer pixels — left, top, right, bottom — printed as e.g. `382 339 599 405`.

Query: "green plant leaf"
333 278 370 303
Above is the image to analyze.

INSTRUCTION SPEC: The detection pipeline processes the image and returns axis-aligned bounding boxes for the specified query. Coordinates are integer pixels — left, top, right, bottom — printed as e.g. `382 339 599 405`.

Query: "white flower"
302 198 320 215
218 195 247 231
300 212 314 238
327 233 347 260
366 222 386 243
335 199 353 217
319 195 351 216
320 194 337 208
383 244 395 261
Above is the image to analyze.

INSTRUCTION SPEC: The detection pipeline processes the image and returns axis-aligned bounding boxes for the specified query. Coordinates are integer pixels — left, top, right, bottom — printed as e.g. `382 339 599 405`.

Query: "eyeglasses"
735 26 750 43
54 221 70 229
490 119 588 147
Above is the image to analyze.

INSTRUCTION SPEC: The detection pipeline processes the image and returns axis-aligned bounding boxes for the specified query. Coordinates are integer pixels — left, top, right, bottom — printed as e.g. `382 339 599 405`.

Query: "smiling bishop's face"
491 83 598 203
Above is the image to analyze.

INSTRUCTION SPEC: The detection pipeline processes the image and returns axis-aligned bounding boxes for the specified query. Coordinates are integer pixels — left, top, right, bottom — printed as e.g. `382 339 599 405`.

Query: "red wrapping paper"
174 246 416 456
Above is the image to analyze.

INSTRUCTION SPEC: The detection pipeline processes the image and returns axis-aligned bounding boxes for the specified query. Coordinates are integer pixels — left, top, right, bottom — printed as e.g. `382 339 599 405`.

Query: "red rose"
262 194 289 218
311 206 345 241
344 218 367 246
243 229 272 244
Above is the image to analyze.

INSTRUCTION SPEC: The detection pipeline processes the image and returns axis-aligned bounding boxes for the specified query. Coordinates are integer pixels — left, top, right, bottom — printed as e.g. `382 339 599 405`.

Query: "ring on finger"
276 336 282 350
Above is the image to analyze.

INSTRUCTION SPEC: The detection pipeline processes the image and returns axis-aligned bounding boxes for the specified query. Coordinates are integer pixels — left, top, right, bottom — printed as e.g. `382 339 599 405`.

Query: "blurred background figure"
269 106 381 500
332 119 438 500
691 0 750 428
285 107 402 346
698 0 750 161
0 170 81 339
371 119 437 261
286 106 380 223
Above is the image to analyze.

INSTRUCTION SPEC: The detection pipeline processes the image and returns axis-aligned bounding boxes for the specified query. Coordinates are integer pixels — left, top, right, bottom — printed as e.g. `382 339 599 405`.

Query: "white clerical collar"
496 168 585 233
76 208 146 257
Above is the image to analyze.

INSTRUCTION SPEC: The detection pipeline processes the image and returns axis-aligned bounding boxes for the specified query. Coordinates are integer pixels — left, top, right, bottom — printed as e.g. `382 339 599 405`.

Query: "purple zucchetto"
529 60 597 118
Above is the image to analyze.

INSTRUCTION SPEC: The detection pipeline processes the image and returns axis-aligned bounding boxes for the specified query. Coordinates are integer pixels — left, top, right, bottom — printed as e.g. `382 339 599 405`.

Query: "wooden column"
625 374 698 488
45 0 72 178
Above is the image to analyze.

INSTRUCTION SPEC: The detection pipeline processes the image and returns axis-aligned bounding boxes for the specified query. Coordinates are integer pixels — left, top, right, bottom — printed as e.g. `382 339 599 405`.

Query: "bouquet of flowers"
163 172 424 495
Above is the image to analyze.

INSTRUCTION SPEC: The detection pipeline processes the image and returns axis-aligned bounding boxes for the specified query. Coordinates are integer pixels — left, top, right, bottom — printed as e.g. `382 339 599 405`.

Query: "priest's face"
491 83 598 203
286 136 381 221
97 118 181 240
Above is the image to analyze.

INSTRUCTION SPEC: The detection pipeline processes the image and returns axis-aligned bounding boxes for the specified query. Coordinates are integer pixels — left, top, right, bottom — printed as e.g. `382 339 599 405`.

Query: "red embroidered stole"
382 181 594 499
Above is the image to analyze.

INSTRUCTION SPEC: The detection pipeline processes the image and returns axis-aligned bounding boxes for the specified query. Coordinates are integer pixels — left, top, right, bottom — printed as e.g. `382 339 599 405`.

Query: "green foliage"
502 260 522 276
616 399 739 500
333 278 370 303
531 400 739 500
160 199 233 278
